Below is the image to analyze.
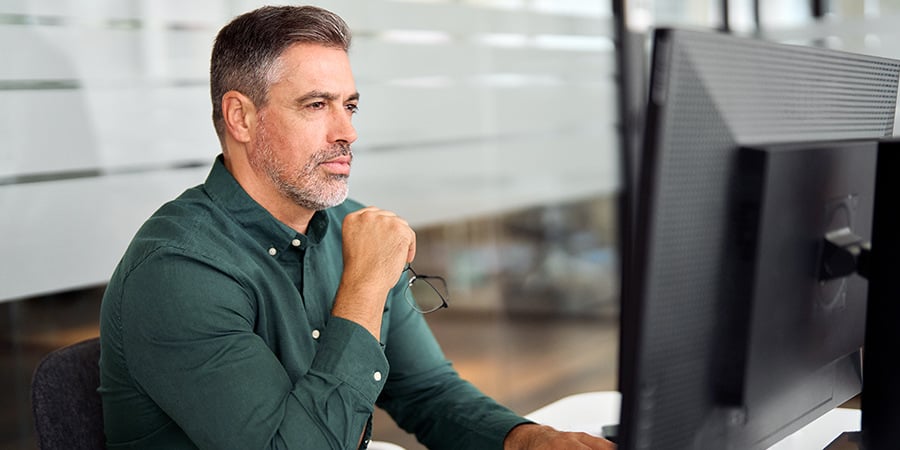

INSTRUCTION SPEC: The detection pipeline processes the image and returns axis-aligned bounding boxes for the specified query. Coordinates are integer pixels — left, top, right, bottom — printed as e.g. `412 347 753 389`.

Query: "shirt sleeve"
119 248 387 450
376 286 532 449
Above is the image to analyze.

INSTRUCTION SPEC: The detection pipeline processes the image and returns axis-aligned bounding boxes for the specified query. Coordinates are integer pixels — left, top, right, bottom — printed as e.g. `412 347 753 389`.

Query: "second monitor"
617 28 900 450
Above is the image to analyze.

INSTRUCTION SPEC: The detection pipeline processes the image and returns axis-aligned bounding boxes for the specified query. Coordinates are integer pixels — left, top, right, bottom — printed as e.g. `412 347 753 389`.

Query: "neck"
223 148 315 235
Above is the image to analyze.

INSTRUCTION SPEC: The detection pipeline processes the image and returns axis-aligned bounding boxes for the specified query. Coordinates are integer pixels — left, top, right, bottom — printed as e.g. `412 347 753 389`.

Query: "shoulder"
117 186 240 274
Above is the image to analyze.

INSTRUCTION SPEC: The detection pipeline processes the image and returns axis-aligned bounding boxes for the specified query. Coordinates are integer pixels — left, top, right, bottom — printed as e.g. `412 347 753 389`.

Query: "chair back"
31 337 105 450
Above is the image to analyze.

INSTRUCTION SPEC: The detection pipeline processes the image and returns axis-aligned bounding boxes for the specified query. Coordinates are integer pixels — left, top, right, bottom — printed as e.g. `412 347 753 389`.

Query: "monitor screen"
618 28 900 450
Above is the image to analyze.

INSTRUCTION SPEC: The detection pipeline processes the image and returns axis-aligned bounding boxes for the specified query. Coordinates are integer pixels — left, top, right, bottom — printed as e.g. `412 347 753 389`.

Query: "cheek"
262 124 306 156
259 113 325 162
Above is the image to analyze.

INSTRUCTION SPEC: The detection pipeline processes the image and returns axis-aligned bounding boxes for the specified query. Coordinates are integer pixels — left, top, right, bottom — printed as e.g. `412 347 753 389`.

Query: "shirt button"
268 247 277 256
292 239 301 247
311 329 321 339
373 371 383 382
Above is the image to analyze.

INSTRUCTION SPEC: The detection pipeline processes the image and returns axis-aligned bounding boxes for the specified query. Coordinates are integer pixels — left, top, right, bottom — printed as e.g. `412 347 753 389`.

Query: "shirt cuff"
310 317 390 404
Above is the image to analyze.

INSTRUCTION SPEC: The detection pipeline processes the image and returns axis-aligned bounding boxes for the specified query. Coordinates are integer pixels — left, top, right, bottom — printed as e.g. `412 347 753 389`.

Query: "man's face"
248 43 359 211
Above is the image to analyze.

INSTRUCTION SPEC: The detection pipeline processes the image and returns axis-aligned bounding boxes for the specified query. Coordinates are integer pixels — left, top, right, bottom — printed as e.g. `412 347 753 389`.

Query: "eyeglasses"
404 265 449 314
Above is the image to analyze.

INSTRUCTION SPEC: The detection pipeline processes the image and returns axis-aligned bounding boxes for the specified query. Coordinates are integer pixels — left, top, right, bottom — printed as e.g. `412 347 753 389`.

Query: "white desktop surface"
524 391 861 449
368 442 406 450
370 391 860 449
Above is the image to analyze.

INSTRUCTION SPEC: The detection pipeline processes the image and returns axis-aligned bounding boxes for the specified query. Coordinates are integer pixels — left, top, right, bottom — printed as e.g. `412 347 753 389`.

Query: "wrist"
504 423 544 449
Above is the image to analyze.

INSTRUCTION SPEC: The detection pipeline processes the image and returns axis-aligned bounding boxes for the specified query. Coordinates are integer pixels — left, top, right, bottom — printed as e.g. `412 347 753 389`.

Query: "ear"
222 90 257 144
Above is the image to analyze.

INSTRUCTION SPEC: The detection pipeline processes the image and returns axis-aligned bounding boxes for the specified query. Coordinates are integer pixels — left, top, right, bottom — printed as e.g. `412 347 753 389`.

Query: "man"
99 5 615 449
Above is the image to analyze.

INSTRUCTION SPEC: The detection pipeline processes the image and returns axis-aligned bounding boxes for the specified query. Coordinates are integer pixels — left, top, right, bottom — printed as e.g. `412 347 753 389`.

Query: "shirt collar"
203 155 331 253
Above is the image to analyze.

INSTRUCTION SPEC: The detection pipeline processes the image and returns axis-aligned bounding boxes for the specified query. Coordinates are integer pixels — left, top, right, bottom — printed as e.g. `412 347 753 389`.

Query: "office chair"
31 337 105 450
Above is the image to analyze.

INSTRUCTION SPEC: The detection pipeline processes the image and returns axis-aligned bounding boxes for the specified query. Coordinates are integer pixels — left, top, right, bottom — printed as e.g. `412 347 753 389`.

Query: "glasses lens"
406 276 448 313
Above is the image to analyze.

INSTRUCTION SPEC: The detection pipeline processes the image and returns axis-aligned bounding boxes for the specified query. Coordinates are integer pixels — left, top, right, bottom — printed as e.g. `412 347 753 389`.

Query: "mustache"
316 143 352 163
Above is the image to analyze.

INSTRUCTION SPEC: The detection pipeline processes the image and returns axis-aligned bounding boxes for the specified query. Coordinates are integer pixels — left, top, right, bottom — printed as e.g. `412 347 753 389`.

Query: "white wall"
0 0 619 301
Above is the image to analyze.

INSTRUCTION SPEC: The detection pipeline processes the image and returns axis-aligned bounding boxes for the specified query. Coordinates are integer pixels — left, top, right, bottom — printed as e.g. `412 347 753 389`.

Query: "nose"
329 108 357 145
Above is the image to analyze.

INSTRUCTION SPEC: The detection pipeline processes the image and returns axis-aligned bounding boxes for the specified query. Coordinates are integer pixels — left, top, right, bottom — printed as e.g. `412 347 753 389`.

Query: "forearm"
331 276 391 341
374 290 526 449
126 316 387 449
276 318 389 448
335 206 416 340
379 370 529 450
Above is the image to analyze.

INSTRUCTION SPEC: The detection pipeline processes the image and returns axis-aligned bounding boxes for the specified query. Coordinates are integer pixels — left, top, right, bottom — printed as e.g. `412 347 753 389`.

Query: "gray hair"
210 5 352 139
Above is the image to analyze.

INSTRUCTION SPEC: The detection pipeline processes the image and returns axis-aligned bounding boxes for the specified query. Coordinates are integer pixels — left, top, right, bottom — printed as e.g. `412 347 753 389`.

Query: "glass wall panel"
760 0 812 27
630 0 723 29
755 0 900 60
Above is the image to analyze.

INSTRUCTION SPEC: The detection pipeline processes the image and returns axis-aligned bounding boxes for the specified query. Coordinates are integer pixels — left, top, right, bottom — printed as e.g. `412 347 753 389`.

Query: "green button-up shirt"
99 156 529 449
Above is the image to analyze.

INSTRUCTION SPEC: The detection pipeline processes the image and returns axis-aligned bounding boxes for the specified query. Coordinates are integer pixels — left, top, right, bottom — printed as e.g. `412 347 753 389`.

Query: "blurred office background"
2 0 900 449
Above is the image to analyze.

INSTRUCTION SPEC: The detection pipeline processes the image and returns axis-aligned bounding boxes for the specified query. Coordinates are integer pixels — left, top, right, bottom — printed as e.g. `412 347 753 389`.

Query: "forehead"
270 43 355 93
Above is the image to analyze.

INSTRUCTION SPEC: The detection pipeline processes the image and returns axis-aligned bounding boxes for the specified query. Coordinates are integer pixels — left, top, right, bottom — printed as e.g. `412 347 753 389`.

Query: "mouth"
319 155 352 176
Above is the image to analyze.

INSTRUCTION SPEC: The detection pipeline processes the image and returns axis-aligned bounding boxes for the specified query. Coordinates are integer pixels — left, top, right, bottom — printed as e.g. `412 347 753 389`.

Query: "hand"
332 206 416 339
504 424 616 450
340 206 416 292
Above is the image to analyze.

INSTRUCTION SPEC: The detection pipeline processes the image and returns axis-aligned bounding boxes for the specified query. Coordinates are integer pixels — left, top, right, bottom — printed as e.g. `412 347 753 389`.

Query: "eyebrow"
295 90 360 105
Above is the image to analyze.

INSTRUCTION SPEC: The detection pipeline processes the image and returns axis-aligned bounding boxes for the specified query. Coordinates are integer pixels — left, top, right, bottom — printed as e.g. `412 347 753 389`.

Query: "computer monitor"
617 28 900 449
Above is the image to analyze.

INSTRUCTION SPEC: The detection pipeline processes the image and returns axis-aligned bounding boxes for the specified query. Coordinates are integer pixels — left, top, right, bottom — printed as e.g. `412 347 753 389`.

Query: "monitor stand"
816 139 900 450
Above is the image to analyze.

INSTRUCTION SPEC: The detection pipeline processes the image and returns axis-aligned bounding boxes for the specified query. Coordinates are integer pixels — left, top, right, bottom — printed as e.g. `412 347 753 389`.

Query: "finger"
360 205 398 217
356 205 414 263
582 435 616 450
407 228 417 263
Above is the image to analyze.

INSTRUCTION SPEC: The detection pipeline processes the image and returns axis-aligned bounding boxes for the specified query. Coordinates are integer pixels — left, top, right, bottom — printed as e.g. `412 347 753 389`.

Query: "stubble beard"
249 121 352 212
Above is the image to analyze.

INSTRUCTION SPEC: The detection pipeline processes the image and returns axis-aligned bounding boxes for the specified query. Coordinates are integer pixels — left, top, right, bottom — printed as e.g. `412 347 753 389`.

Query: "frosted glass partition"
760 13 900 59
0 0 617 301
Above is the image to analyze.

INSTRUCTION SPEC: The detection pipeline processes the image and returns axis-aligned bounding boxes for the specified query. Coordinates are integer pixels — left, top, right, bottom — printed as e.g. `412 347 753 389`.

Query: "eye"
346 103 359 114
307 101 326 110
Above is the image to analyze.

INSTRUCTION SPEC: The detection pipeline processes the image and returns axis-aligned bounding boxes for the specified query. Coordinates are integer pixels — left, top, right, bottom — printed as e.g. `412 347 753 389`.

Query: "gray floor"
0 287 619 450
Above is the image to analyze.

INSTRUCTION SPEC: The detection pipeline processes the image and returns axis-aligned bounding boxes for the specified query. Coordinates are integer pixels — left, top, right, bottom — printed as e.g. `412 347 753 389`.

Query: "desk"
525 391 861 449
370 391 860 449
